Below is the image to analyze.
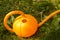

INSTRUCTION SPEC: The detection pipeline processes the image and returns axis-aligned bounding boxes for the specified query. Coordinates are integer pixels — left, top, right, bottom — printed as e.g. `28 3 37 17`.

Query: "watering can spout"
38 10 60 27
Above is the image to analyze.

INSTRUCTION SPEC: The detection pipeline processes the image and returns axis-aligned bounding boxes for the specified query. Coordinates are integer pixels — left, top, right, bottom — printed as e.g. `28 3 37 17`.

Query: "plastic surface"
4 10 60 37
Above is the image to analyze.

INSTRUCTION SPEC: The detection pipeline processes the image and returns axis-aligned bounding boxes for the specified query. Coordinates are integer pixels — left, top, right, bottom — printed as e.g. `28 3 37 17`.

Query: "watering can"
4 10 60 37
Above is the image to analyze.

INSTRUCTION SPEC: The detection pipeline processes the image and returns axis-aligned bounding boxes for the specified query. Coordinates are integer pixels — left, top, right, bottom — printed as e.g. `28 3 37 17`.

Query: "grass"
0 0 60 40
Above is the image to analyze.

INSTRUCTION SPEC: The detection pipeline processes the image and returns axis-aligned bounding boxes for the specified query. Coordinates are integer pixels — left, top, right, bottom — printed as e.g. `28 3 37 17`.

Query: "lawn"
0 0 60 40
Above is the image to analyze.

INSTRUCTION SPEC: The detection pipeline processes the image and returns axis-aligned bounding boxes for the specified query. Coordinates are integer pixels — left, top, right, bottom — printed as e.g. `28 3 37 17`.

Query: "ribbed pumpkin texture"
13 14 38 37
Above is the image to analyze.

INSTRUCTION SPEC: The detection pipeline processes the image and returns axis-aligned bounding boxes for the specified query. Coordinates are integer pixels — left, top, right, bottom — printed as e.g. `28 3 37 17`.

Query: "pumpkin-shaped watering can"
4 10 60 37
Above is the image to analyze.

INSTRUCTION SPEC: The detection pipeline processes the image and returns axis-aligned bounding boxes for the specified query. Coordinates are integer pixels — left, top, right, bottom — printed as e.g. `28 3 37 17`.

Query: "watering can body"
13 14 38 37
4 10 60 37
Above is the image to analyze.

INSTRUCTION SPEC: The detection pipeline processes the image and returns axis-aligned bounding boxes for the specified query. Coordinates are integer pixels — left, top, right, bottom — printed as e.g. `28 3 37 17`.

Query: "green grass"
0 0 60 40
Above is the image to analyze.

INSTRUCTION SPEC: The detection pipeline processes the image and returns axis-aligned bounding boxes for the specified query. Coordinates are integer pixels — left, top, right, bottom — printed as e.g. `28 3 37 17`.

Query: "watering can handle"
4 10 25 32
39 10 60 27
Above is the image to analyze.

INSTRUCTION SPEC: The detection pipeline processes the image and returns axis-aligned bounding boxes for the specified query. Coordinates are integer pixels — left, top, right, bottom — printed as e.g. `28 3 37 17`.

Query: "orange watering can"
4 10 60 37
